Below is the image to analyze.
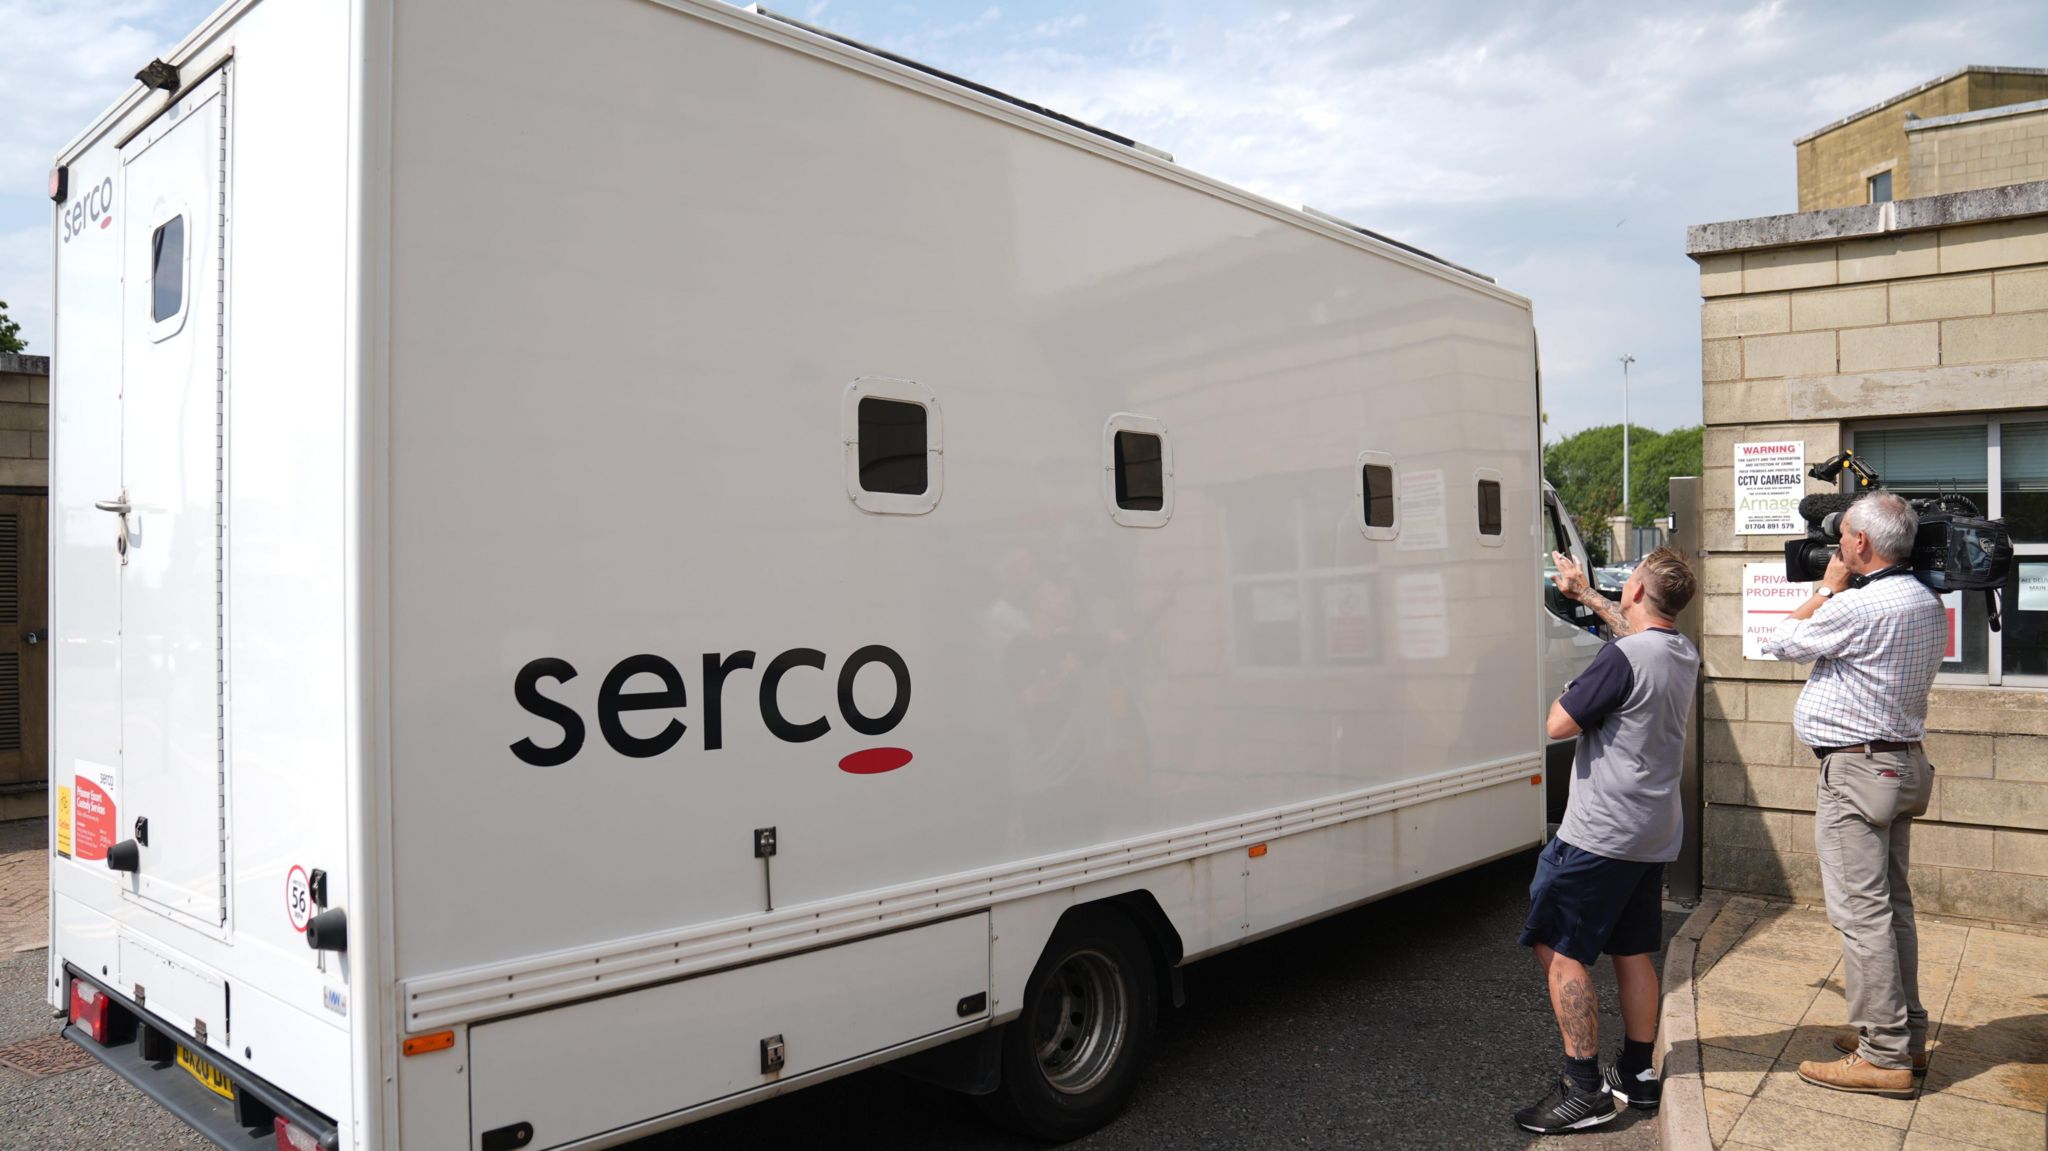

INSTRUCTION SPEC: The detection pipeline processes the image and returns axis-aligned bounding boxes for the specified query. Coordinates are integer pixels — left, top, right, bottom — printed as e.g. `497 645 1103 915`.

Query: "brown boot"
1832 1032 1928 1074
1799 1054 1916 1097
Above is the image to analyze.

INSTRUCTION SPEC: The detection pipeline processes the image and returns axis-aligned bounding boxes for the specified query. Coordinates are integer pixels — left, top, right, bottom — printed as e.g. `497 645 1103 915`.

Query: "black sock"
1564 1055 1601 1094
1620 1038 1654 1075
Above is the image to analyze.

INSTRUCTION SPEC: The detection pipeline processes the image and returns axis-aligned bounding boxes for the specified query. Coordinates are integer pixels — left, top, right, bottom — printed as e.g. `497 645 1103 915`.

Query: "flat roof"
1686 178 2048 257
1793 66 2048 146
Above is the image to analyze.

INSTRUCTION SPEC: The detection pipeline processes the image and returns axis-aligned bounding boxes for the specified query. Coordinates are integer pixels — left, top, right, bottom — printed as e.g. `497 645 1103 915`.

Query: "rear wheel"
986 908 1158 1142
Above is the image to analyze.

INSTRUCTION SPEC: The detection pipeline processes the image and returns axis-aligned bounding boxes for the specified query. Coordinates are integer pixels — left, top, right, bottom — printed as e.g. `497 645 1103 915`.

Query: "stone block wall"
1689 185 2048 925
1908 101 2048 198
1798 73 1972 212
0 354 48 489
1796 69 2048 212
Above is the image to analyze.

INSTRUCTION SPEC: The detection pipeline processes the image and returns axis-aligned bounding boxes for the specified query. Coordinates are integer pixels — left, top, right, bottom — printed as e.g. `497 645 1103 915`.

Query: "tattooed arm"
1551 551 1634 639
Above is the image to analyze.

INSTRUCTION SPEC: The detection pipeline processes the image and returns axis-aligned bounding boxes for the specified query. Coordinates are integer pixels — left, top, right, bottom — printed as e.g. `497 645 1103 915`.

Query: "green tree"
0 301 22 355
1544 423 1702 565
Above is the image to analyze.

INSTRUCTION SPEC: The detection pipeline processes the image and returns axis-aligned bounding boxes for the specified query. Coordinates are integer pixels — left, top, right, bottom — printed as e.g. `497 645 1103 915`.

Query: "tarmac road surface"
638 847 1684 1151
0 846 1680 1150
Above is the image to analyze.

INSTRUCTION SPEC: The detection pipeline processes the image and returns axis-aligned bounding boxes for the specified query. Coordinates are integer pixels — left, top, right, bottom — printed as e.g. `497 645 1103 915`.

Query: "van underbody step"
62 972 339 1151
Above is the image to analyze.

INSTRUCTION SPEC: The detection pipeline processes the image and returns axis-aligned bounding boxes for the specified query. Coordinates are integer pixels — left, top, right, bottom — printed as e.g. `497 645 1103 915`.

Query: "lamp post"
1619 354 1635 561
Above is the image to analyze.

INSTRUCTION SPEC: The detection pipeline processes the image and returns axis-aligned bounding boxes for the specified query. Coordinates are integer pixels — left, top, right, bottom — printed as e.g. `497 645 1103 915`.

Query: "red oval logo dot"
839 747 912 775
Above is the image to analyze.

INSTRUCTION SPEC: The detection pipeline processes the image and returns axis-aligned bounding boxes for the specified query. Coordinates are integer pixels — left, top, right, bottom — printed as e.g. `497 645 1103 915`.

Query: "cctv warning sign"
1734 440 1805 536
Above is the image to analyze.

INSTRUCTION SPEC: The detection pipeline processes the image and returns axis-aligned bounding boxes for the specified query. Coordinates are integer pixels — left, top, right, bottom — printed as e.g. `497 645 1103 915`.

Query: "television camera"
1783 450 2013 628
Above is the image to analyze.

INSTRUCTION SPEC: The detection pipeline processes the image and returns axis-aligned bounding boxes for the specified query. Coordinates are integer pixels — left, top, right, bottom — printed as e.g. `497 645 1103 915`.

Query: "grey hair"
1846 491 1918 562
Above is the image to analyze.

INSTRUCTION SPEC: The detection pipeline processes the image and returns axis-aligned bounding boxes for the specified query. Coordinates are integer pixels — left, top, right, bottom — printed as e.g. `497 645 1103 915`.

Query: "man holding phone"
1512 547 1699 1134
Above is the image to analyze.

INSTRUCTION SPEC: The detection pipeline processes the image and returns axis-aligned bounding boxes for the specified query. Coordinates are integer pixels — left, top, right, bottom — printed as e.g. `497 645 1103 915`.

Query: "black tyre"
985 907 1158 1143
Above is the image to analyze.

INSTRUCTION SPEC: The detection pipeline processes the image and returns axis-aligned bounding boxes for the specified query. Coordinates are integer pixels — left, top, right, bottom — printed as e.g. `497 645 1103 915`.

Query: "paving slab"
1960 930 2048 975
0 820 47 955
1923 1047 2048 1114
1703 1086 1750 1143
1699 1045 1775 1096
1910 1089 2047 1150
1669 897 2048 1151
1695 1002 1795 1060
1724 1096 1907 1150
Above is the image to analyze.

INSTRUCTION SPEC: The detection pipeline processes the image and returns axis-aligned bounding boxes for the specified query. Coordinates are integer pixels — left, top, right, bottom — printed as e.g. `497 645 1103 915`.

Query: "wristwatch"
1816 587 1834 599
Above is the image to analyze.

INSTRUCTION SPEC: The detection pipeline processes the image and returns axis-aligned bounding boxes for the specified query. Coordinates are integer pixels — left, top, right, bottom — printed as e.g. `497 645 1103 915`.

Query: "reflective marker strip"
402 1030 455 1056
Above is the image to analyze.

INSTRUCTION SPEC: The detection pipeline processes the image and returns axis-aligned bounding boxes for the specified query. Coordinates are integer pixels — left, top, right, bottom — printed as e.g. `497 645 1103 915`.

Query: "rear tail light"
68 979 110 1044
274 1117 321 1151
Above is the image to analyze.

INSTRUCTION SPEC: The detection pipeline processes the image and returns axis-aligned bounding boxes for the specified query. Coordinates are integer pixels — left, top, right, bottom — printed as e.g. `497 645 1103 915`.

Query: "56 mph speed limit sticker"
285 865 312 933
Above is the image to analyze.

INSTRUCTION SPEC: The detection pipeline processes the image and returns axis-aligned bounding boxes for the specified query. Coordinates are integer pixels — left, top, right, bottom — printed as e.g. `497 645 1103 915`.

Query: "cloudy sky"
3 0 2046 436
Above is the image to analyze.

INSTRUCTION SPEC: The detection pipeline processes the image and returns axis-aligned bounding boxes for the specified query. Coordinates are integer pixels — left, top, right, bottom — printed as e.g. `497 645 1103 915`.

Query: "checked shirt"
1762 571 1948 750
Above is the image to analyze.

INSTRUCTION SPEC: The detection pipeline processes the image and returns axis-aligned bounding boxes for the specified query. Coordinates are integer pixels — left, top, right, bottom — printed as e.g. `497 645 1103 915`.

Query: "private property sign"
1743 563 1808 660
1735 440 1805 535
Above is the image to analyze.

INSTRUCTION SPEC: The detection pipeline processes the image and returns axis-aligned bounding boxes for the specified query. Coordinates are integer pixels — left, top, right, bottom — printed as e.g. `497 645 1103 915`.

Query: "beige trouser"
1814 747 1934 1070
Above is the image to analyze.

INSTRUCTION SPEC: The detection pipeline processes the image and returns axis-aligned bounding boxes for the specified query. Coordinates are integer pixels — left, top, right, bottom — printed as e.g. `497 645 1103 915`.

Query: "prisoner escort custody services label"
1742 563 1808 660
70 762 119 862
1735 440 1805 535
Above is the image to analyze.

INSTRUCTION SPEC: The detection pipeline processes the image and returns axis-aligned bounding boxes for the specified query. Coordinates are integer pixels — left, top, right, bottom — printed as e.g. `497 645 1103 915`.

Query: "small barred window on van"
1477 479 1503 536
1362 465 1395 528
856 398 929 496
151 216 184 322
1113 431 1165 511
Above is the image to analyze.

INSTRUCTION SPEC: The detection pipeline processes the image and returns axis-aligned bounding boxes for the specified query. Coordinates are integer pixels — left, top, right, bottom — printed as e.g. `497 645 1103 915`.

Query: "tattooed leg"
1546 950 1601 1058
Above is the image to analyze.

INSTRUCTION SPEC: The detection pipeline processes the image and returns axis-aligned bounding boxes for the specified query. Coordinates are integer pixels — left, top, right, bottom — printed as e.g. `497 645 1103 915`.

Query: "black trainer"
1604 1062 1661 1110
1513 1076 1619 1134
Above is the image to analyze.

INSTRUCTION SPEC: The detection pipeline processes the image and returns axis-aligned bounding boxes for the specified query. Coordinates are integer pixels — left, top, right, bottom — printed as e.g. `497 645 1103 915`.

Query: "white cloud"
5 0 2047 432
0 1 191 188
0 0 207 348
0 227 51 354
1031 12 1087 38
877 0 2048 435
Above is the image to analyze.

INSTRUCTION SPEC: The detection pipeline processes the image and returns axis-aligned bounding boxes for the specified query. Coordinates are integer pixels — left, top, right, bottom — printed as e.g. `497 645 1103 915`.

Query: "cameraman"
1762 490 1945 1098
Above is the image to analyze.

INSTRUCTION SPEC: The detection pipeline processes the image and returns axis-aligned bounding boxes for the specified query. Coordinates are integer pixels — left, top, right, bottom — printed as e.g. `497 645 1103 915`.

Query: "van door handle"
94 498 131 514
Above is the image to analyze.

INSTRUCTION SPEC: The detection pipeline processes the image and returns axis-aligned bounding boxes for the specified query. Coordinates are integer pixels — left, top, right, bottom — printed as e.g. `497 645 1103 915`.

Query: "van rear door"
114 70 229 926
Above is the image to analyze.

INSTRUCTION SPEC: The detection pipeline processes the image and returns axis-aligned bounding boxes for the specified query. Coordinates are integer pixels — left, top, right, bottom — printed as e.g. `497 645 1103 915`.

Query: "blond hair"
1637 547 1697 619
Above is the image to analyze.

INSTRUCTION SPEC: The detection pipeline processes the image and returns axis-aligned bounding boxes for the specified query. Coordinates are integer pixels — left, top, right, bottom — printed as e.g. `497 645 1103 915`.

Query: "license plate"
176 1044 235 1101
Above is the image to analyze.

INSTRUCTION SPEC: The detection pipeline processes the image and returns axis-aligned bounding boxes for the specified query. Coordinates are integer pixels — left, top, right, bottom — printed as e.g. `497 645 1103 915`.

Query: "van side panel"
49 0 357 1128
383 0 1539 989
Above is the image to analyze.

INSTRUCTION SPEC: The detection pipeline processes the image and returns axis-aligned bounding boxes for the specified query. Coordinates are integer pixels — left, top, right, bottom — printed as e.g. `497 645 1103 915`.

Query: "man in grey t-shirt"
1512 547 1700 1135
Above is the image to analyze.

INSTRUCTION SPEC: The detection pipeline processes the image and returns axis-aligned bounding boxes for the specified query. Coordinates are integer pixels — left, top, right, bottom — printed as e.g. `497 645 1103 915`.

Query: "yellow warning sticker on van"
55 786 72 858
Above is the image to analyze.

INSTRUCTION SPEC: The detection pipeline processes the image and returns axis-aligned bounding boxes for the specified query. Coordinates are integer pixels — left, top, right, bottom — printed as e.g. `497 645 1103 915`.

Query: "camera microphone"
1797 492 1859 526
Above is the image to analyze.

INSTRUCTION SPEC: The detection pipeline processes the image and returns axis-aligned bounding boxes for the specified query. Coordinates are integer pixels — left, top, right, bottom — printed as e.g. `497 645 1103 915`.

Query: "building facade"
1687 183 2048 924
1796 66 2048 211
0 352 48 821
1908 99 2048 198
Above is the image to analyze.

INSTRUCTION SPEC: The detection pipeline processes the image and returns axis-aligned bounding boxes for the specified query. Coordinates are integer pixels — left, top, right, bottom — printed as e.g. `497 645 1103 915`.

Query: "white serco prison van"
46 1 1583 1147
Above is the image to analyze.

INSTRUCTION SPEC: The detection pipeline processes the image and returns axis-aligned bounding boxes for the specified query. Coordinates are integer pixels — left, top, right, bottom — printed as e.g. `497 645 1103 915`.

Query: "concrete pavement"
1665 894 2048 1151
0 819 46 956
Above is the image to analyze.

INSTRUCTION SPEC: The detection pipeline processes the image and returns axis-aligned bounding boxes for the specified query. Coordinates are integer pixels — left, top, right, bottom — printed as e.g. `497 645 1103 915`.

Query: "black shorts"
1518 837 1664 964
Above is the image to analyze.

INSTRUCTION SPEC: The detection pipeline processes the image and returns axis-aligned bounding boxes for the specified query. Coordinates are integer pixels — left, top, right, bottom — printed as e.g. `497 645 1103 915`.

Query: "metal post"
1667 475 1705 903
1619 354 1635 561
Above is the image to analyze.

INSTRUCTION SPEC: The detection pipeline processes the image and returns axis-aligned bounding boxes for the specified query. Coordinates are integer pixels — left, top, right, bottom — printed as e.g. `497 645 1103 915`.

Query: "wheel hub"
1031 947 1129 1095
